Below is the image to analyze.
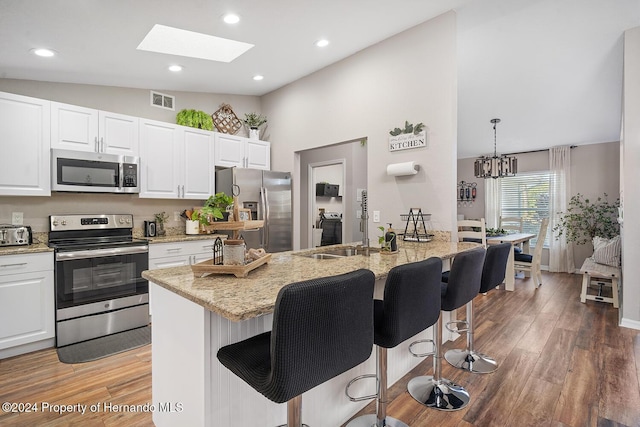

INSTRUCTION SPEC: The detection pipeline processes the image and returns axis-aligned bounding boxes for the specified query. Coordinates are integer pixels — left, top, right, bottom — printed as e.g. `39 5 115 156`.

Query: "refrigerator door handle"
262 186 270 249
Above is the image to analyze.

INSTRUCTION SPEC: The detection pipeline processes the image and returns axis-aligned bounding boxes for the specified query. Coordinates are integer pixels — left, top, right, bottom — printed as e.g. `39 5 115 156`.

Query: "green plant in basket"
204 192 234 220
176 109 214 131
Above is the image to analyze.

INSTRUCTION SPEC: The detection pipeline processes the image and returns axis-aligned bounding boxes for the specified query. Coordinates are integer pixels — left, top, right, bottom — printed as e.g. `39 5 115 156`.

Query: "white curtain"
549 146 575 272
484 178 501 229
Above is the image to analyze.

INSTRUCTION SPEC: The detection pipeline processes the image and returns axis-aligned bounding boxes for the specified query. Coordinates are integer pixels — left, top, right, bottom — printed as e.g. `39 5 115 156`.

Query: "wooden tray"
191 253 272 278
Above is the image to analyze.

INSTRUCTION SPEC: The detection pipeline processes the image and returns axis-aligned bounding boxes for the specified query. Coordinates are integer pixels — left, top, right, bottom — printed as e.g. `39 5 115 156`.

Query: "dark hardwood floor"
1 271 639 426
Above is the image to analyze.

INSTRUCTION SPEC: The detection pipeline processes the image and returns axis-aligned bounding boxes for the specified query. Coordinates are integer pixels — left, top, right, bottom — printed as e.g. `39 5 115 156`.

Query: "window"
500 171 550 246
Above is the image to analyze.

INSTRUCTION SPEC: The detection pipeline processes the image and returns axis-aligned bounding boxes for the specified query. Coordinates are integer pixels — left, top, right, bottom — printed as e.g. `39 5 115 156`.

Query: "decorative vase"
185 220 200 235
249 127 259 140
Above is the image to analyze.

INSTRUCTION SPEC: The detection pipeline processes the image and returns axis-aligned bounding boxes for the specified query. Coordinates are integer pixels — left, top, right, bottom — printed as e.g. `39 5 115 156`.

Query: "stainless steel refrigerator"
215 168 292 253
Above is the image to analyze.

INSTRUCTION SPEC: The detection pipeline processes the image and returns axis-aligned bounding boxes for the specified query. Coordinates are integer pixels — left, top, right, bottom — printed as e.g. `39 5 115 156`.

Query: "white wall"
621 26 640 329
262 12 458 248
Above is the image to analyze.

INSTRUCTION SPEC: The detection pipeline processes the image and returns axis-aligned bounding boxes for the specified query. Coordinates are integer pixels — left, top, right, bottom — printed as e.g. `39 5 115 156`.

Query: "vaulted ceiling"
1 0 638 158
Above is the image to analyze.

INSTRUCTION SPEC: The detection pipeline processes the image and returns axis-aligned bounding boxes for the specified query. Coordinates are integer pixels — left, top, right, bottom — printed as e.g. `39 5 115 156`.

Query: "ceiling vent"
150 91 175 111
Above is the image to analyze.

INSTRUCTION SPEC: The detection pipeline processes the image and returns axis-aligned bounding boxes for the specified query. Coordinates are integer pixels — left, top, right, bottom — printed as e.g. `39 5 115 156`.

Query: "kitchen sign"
389 130 426 152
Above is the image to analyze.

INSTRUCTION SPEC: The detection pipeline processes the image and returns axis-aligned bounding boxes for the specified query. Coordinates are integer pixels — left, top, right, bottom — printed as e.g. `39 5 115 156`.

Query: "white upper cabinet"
183 127 215 199
51 102 139 156
215 133 270 170
0 91 51 196
139 119 214 199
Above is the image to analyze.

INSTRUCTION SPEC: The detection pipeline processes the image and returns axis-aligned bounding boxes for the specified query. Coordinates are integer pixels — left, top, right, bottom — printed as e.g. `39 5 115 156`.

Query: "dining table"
486 232 537 291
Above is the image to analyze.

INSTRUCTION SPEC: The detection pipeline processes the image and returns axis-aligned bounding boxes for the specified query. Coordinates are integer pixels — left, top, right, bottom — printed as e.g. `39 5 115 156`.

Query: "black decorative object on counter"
213 237 224 265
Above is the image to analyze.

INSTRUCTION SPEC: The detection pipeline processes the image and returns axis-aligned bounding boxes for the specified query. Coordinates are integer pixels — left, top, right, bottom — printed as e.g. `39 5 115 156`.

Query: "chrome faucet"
360 189 370 256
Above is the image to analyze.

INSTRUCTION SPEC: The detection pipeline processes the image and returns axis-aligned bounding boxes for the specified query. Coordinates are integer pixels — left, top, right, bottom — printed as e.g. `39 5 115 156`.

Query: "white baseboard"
620 317 640 331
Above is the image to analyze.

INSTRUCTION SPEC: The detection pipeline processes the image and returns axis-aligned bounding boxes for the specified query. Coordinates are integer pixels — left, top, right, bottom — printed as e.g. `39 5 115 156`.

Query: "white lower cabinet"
148 240 217 270
0 252 55 358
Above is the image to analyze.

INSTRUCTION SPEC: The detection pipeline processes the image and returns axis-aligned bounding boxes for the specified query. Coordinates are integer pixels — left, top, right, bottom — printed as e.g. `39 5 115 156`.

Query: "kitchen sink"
297 246 379 259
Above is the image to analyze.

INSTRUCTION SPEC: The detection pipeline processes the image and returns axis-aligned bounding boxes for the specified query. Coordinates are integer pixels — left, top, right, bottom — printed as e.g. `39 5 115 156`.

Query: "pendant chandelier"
474 118 517 179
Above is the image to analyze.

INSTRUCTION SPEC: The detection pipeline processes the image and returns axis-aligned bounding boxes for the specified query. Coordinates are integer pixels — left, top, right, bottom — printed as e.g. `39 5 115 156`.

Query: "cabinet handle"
95 137 99 152
166 248 182 252
100 137 105 152
182 185 185 198
177 185 181 197
0 262 27 268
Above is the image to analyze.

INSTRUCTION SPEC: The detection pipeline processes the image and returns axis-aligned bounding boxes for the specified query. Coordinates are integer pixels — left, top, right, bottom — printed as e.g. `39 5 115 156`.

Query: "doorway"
309 160 346 248
297 138 368 250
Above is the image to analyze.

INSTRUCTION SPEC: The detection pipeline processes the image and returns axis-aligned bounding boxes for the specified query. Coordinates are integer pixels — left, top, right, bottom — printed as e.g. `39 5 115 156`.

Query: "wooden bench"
579 257 620 308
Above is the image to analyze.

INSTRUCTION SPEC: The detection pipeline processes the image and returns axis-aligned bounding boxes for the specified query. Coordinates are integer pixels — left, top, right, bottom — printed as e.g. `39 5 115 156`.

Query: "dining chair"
513 218 549 288
498 216 523 233
499 216 523 253
457 219 487 247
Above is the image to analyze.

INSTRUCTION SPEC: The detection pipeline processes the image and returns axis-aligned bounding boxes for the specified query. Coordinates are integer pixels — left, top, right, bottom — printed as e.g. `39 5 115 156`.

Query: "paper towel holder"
386 161 420 176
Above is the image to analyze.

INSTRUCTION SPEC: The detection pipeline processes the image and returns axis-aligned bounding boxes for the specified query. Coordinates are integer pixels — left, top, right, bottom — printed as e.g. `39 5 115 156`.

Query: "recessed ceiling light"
315 39 330 48
223 14 240 24
253 75 264 81
31 48 56 57
137 24 253 63
168 65 183 72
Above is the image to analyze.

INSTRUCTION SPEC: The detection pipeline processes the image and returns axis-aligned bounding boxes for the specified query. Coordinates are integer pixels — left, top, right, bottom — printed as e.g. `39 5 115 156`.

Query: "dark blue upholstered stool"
217 269 375 427
345 258 443 427
407 247 486 411
444 243 511 374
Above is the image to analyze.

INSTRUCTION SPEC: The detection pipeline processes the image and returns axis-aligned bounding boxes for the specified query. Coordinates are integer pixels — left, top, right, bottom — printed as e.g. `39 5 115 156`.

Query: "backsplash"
0 193 203 233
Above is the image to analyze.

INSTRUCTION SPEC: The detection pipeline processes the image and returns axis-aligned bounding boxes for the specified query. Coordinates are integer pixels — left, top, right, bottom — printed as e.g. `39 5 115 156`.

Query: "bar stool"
407 247 486 411
444 243 511 373
345 258 443 427
217 269 375 427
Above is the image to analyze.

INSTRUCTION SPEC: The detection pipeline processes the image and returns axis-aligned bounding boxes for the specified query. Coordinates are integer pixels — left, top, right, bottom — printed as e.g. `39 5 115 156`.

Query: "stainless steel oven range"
48 214 149 347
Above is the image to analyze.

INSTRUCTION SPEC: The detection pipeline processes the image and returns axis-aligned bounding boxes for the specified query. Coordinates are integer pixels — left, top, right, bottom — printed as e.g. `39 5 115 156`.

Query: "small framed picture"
238 208 252 221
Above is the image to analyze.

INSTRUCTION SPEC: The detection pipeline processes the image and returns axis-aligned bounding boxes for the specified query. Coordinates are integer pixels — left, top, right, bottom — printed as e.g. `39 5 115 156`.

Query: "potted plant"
243 112 267 139
204 192 234 221
553 193 620 245
176 109 214 131
154 211 169 236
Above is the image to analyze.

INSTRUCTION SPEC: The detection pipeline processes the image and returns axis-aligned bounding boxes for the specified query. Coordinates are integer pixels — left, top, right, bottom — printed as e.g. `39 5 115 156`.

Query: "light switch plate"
356 188 366 202
373 211 380 223
11 212 23 225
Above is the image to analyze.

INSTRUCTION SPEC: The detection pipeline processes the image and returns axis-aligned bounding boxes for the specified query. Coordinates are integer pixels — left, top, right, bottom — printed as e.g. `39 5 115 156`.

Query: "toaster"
0 225 33 247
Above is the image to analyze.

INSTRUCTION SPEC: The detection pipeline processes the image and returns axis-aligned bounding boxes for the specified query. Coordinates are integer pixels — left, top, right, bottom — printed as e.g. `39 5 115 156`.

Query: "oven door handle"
55 245 149 261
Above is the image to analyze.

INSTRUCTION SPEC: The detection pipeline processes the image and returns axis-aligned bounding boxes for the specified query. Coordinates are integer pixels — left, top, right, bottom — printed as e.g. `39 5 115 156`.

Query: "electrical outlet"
373 211 380 223
174 211 180 221
356 188 366 202
11 212 23 225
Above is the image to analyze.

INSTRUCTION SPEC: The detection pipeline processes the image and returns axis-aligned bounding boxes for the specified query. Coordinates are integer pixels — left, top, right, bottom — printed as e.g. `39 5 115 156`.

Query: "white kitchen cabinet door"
0 92 51 196
245 139 271 170
214 133 245 168
51 102 99 152
0 252 54 357
214 133 271 170
52 103 139 156
183 127 215 199
139 119 181 198
99 111 139 156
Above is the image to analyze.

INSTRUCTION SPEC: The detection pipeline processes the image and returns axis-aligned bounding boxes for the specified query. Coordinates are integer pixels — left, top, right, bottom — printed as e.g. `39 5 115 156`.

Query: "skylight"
137 24 253 63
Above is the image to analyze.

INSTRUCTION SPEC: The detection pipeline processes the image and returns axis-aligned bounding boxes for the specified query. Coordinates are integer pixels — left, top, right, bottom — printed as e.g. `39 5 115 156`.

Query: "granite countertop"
142 240 480 322
0 242 53 256
0 232 52 255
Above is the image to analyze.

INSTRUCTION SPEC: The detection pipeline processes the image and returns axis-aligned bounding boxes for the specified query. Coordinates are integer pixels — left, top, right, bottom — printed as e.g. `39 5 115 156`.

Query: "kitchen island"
143 240 478 427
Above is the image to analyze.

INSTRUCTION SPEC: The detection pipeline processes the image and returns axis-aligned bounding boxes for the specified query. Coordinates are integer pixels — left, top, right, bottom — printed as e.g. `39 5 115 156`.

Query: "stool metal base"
444 349 498 374
407 376 470 411
346 413 409 427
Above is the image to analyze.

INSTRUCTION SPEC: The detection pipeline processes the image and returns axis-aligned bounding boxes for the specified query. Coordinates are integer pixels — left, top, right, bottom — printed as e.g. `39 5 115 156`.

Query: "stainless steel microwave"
51 149 140 193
